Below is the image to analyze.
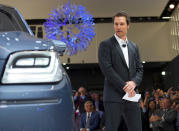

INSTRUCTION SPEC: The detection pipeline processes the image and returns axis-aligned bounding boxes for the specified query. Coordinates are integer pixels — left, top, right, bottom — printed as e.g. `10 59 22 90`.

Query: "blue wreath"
44 1 96 55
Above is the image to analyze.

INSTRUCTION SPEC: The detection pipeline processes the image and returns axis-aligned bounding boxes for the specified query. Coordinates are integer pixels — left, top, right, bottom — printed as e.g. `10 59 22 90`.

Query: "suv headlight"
2 51 63 84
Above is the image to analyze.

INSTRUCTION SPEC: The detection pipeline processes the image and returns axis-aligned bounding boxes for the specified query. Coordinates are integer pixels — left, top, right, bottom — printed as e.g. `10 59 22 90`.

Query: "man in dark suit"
149 98 177 131
74 87 91 115
80 101 101 131
74 87 92 131
91 92 104 112
98 11 143 131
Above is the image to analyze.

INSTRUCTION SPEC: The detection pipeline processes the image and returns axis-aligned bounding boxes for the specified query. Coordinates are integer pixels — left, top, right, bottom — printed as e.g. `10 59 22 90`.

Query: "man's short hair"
112 11 130 25
84 100 93 107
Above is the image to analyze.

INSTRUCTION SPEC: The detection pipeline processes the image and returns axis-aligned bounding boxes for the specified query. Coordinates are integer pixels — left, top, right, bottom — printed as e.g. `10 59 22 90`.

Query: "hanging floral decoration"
44 1 96 55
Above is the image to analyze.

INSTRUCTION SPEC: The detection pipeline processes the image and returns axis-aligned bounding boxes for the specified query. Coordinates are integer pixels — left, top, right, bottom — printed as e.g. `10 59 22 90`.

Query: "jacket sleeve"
79 114 85 129
159 109 177 127
98 41 126 93
131 44 143 87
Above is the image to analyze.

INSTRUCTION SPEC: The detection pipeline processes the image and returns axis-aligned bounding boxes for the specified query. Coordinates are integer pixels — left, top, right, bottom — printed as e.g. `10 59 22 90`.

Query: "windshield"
0 6 31 34
0 9 18 32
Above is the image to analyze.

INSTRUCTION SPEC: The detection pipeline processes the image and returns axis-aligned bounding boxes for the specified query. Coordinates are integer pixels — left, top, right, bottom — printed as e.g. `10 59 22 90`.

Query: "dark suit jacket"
159 109 177 131
151 108 177 131
80 111 100 131
93 100 104 112
98 36 143 102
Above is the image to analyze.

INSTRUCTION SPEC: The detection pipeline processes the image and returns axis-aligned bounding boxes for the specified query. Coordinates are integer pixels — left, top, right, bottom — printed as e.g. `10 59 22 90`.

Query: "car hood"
0 31 55 59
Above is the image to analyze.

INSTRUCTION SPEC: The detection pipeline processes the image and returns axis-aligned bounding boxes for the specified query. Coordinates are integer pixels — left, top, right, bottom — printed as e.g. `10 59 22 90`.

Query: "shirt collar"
80 95 85 100
114 34 128 46
86 112 92 117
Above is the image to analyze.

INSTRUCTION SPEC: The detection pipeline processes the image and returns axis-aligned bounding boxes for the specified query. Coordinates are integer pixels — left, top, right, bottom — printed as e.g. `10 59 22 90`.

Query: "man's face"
94 93 99 100
149 101 156 110
159 100 164 109
163 99 170 109
78 87 85 96
85 103 93 112
113 16 129 39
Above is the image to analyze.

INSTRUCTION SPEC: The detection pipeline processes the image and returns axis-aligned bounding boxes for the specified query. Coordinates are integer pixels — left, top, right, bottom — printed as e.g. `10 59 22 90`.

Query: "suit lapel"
127 41 133 70
111 36 128 69
84 112 87 125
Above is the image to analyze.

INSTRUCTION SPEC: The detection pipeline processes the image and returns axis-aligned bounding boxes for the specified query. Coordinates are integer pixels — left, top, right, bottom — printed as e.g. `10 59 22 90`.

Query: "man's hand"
123 81 136 94
80 128 87 131
128 90 136 97
139 99 145 109
149 115 161 122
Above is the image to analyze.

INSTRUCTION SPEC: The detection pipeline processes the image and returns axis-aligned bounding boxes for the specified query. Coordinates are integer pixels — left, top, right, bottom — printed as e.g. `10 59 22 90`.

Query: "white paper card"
122 93 141 102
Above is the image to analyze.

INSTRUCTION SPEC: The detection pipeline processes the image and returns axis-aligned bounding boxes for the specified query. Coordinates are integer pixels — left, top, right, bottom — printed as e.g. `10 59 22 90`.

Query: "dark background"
64 56 179 93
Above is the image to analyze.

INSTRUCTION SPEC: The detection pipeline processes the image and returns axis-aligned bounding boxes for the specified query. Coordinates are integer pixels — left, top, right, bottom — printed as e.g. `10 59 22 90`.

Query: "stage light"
142 61 146 64
161 71 166 76
169 4 175 9
162 16 171 19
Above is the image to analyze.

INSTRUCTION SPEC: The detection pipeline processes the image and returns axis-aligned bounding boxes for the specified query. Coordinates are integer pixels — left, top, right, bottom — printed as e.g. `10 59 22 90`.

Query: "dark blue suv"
0 4 74 131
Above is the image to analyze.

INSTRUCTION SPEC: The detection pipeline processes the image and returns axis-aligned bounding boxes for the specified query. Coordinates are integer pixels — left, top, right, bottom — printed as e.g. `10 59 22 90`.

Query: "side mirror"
51 40 66 55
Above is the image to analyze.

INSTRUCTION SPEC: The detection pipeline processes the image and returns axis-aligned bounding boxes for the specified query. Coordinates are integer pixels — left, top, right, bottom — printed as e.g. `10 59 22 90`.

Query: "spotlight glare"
161 71 166 76
162 17 171 19
169 4 175 9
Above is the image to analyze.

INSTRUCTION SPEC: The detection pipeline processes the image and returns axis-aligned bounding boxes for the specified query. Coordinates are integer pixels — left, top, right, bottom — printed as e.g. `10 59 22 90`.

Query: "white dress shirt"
86 112 92 122
114 34 129 68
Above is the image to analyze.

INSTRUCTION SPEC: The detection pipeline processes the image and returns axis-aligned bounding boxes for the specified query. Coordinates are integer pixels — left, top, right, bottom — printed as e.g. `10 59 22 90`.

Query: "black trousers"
104 100 142 131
